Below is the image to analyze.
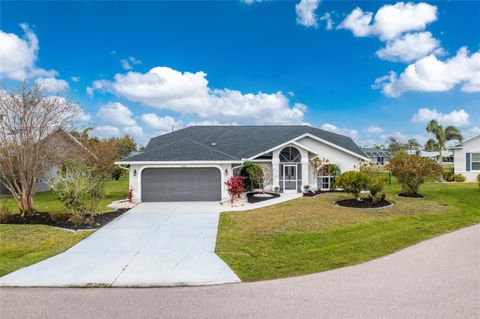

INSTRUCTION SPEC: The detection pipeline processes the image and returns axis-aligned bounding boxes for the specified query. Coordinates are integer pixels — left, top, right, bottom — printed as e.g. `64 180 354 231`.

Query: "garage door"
141 167 221 202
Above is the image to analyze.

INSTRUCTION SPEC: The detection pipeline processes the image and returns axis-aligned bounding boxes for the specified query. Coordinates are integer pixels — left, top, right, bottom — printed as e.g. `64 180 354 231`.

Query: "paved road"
2 224 479 319
0 203 239 287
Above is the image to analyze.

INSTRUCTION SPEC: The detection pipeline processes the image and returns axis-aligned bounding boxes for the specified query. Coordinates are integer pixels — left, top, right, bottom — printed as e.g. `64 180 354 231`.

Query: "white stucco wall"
296 136 363 186
453 135 480 182
128 163 234 202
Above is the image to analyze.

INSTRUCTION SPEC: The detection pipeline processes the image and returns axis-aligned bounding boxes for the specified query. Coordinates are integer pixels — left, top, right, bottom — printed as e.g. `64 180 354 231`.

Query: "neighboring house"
361 148 394 165
117 125 368 202
0 130 90 195
451 134 480 182
413 150 454 164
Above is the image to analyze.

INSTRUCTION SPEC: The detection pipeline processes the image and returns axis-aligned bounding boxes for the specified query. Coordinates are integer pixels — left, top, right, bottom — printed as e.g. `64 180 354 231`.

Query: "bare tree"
0 84 77 215
255 163 273 194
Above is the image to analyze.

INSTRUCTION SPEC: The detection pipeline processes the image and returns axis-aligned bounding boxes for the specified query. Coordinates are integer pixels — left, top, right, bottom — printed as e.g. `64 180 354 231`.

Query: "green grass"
0 224 92 276
0 178 127 276
1 178 128 214
216 182 480 281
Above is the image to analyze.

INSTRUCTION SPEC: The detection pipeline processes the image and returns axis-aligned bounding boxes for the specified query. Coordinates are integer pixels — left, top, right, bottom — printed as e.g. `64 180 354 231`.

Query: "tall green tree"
425 120 463 163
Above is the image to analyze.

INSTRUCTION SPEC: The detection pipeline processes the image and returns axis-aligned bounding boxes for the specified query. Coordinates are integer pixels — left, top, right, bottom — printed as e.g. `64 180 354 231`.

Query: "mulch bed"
246 192 280 203
0 209 127 230
335 198 393 209
303 190 343 197
397 193 424 198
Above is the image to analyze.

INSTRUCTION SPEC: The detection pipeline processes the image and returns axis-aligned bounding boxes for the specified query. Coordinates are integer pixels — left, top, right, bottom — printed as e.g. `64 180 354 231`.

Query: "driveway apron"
0 203 240 287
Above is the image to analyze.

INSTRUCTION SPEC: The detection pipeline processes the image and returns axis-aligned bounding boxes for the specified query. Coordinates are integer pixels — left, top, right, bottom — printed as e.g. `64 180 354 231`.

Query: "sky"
1 0 479 147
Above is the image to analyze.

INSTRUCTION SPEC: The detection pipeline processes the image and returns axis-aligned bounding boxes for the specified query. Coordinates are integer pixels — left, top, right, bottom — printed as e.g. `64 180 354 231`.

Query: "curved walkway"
1 224 479 319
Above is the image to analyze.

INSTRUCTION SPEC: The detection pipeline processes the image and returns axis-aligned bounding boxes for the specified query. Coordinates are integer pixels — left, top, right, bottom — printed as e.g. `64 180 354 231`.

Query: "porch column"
301 157 309 189
272 158 280 191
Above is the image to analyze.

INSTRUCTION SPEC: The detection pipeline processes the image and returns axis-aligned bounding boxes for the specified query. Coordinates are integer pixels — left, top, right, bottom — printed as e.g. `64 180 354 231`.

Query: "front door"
283 165 297 193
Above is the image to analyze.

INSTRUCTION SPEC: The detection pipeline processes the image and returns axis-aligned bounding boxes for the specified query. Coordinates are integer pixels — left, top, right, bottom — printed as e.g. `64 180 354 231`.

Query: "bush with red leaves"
224 176 245 202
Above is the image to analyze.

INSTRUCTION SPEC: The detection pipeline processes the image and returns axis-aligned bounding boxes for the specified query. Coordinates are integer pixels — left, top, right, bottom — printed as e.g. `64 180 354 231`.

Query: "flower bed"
1 209 127 230
246 192 280 203
335 198 392 209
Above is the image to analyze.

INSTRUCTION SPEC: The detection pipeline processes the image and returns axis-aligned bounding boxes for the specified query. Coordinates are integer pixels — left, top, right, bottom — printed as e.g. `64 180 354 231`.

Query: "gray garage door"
141 168 221 202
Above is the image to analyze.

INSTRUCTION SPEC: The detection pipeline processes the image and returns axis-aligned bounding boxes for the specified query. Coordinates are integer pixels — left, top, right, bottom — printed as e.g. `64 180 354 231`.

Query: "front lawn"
0 178 128 276
1 178 128 215
216 182 480 281
0 224 92 276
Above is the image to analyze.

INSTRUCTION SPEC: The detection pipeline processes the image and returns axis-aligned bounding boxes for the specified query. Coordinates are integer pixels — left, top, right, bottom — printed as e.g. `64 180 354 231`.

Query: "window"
472 153 480 171
318 176 333 191
280 147 301 163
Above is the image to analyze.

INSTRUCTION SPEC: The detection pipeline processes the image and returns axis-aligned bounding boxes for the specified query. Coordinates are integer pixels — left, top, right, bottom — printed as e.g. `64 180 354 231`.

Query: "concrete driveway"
0 203 240 287
1 224 479 319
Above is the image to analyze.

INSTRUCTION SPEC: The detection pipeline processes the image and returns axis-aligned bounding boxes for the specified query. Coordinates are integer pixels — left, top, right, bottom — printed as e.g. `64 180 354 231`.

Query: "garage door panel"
141 168 221 202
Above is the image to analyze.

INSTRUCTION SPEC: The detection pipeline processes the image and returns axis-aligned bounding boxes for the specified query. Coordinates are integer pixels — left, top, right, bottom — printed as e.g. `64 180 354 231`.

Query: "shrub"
128 186 134 203
387 151 441 196
368 176 386 203
49 161 104 225
453 174 466 182
225 176 245 203
442 167 455 182
335 171 370 200
240 161 263 191
111 167 123 180
477 174 480 187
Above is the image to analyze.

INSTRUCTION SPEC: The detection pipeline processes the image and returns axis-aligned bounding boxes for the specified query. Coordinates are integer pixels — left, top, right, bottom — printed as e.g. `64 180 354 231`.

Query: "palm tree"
425 120 463 164
407 138 421 154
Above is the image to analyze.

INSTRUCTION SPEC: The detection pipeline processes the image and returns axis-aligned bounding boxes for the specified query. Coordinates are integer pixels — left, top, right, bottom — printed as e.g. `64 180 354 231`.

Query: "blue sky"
1 1 479 146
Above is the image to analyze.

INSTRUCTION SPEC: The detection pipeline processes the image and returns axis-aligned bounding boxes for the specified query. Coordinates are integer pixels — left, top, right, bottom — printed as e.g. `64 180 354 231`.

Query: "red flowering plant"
224 176 245 203
128 186 134 203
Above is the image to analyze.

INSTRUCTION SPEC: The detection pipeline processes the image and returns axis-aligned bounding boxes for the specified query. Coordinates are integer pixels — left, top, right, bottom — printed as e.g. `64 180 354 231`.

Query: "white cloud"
376 32 442 62
367 125 383 134
141 113 182 131
339 2 437 41
35 77 69 92
121 56 142 70
86 87 94 96
71 76 80 82
92 125 121 138
0 23 56 80
242 0 263 4
381 131 408 143
411 108 470 126
90 66 306 124
296 0 320 28
123 125 144 137
97 102 136 126
320 123 358 139
375 47 480 97
319 12 333 30
121 59 132 70
464 126 480 138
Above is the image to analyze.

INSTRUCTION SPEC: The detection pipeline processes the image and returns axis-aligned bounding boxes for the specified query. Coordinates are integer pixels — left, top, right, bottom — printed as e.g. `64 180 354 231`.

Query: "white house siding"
453 135 480 182
295 136 362 186
129 163 233 202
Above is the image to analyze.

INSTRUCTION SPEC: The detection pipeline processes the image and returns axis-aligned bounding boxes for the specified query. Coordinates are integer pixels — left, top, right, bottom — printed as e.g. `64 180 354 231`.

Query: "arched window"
279 147 301 163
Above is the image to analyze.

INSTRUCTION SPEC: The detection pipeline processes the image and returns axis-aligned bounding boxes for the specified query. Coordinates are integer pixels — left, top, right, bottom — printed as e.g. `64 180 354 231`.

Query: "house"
361 148 394 165
410 150 454 164
117 125 368 202
450 134 480 182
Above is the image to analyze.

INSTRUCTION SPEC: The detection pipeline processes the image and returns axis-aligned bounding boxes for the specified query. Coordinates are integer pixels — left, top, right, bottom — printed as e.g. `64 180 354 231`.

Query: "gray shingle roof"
123 138 240 162
120 125 366 162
